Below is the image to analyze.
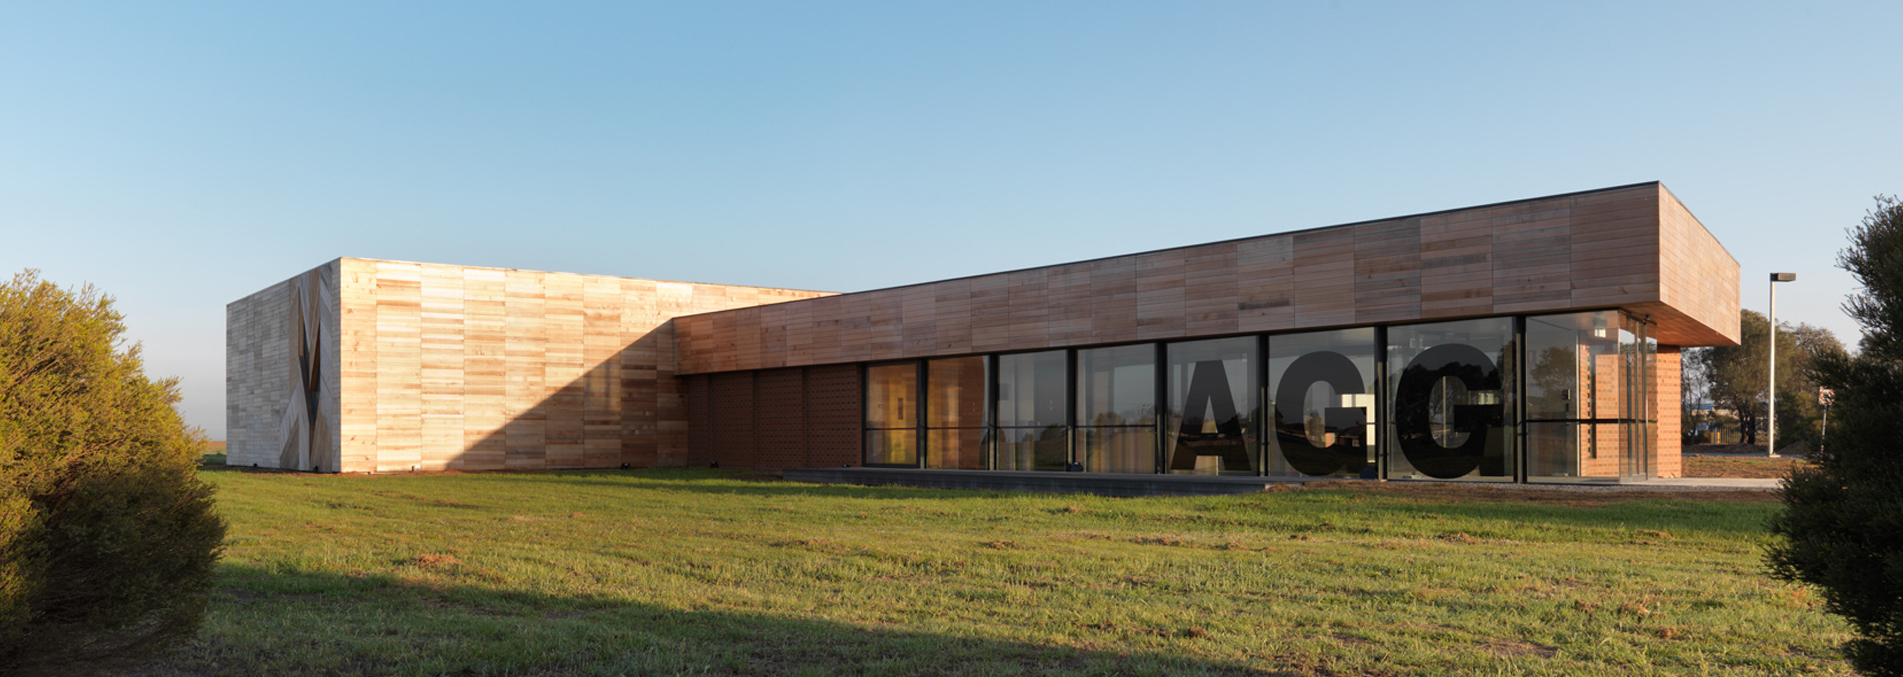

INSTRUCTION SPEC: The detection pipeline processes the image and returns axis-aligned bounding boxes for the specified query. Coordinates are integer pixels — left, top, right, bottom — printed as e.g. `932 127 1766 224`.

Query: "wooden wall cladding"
681 365 863 470
227 272 292 469
327 258 831 473
1645 188 1742 346
676 183 1742 375
226 259 342 471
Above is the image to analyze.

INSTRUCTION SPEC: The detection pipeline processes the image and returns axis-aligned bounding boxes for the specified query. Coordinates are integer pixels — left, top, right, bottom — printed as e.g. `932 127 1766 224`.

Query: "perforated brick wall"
755 369 807 469
709 372 756 468
682 364 863 470
804 364 864 468
684 374 712 468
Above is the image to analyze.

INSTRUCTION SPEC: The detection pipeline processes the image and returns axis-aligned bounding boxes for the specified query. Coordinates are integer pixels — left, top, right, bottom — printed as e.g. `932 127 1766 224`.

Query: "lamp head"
1771 272 1797 282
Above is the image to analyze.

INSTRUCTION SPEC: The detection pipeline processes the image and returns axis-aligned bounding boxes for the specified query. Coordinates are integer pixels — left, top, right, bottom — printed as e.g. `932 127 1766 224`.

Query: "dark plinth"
781 468 1336 497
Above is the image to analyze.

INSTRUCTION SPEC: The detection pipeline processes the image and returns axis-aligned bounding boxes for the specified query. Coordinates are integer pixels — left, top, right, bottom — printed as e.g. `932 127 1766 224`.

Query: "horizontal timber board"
676 183 1740 373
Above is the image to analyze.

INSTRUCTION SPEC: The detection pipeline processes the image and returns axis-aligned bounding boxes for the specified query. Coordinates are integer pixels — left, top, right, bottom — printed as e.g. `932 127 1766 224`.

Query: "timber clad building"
228 182 1740 484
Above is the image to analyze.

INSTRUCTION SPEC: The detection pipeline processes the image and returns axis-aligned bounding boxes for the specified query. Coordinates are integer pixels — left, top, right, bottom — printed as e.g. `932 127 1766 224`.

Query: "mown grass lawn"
1681 454 1811 479
143 467 1850 676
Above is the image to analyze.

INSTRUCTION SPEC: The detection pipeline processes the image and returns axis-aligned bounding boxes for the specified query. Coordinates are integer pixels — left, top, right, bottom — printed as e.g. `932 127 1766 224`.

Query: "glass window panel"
866 429 917 466
997 426 1069 471
1165 337 1259 475
1625 316 1657 479
1077 344 1156 426
1524 421 1578 479
1268 328 1377 478
927 427 985 469
1388 318 1514 481
1083 426 1156 473
1638 324 1657 478
927 356 988 429
866 363 917 430
996 351 1067 428
1523 311 1648 482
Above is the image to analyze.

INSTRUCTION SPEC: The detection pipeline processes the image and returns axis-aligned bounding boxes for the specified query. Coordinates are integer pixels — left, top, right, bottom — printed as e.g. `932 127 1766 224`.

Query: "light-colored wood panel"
252 258 833 473
235 183 1737 476
674 182 1736 373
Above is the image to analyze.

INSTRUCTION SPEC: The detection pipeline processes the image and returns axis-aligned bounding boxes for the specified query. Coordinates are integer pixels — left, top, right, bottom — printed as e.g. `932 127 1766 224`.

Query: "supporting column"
1653 346 1683 478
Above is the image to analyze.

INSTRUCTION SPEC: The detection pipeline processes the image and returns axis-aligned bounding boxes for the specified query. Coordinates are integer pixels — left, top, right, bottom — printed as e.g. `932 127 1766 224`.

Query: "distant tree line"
1682 309 1842 451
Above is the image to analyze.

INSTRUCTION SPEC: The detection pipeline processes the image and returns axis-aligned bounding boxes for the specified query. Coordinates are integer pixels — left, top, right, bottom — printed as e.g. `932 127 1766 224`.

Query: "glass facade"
926 356 988 469
996 351 1069 471
1268 327 1377 478
1387 318 1515 481
1076 344 1156 473
1165 337 1259 476
857 312 1658 483
864 362 917 466
1524 311 1655 482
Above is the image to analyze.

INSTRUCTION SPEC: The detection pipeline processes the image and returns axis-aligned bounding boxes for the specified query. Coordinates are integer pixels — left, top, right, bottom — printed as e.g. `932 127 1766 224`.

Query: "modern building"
227 181 1738 483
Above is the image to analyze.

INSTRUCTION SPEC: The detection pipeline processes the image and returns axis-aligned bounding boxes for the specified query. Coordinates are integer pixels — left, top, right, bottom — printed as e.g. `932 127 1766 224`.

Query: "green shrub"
0 271 226 675
1768 196 1903 676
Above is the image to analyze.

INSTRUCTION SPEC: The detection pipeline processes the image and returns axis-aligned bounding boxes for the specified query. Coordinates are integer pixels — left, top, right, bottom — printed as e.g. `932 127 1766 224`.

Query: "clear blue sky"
4 2 1898 439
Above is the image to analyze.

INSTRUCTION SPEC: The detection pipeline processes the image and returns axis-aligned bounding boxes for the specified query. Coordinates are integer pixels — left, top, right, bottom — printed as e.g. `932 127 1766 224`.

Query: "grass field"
142 466 1850 676
1681 454 1810 479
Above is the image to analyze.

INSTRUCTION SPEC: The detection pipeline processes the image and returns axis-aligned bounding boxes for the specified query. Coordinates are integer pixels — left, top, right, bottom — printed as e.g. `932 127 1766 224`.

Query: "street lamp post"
1768 272 1797 458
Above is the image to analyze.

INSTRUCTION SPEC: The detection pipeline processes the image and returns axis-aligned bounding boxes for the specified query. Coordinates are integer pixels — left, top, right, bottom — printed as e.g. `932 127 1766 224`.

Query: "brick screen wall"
684 374 713 468
1654 346 1683 478
755 369 806 469
709 372 757 468
804 365 864 468
682 364 863 470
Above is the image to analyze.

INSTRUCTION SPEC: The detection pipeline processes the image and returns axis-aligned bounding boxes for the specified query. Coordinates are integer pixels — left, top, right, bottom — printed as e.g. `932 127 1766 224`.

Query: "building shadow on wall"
429 326 860 474
436 329 681 473
140 564 1270 676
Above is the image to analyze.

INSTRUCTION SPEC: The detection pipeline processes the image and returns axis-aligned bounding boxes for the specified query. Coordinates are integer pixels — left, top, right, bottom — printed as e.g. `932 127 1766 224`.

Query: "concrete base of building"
782 468 1336 497
1623 477 1781 490
782 468 1781 496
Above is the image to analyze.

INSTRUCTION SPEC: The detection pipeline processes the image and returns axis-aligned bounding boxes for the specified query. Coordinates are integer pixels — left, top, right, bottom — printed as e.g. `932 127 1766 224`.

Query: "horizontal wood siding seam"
658 186 1736 373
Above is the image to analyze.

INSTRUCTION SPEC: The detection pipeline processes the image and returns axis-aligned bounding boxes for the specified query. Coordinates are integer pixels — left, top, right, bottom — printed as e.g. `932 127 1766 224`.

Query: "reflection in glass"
996 351 1069 470
866 429 917 466
1083 427 1156 473
1522 311 1655 481
926 356 987 469
998 426 1070 471
1165 337 1259 475
865 362 918 466
1637 328 1657 479
1078 345 1155 425
928 428 984 469
1077 344 1156 473
927 357 987 428
1268 328 1376 478
997 351 1066 427
866 363 916 430
1387 319 1514 481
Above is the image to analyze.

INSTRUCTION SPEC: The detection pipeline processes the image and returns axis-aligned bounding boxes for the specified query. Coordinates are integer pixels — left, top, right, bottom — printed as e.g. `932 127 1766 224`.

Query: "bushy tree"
1768 195 1903 675
0 271 226 675
1687 309 1839 450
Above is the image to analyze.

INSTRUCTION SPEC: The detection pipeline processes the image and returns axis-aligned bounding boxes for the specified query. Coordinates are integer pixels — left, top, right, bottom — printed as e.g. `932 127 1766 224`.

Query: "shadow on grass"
205 466 1780 539
511 470 1778 537
137 564 1276 677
